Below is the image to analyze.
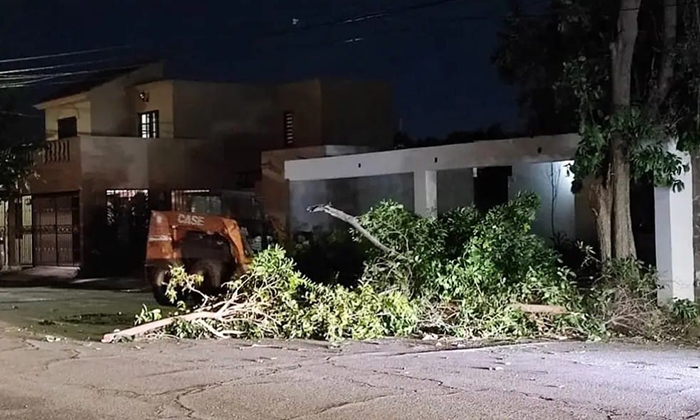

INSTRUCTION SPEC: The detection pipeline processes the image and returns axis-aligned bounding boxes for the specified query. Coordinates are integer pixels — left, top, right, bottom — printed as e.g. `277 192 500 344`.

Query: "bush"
584 251 700 340
354 193 598 339
139 246 419 342
232 246 418 341
131 193 699 343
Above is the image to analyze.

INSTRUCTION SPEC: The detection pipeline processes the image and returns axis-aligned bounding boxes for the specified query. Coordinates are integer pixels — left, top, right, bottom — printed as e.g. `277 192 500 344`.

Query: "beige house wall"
39 63 165 141
172 81 278 143
28 137 83 195
42 97 91 141
90 63 164 137
129 80 175 139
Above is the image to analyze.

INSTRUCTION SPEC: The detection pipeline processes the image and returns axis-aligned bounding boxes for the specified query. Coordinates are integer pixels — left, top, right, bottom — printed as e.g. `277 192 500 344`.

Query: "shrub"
353 193 598 339
584 252 700 340
141 246 419 342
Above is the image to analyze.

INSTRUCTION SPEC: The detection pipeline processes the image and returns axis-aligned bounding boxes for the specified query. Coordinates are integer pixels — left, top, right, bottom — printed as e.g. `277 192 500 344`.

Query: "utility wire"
0 45 131 65
0 0 689 88
0 57 135 76
0 63 147 89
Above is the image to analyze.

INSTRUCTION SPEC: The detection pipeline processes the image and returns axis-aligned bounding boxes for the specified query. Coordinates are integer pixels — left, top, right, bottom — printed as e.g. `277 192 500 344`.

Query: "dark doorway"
105 190 150 274
474 167 511 213
631 179 656 265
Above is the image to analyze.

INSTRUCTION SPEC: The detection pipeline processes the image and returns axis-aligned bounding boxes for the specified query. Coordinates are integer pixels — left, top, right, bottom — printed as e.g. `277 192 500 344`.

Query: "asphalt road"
0 285 699 419
0 328 698 419
0 286 164 340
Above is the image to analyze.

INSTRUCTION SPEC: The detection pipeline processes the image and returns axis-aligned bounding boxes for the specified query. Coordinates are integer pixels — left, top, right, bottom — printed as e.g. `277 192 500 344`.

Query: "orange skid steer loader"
145 211 252 305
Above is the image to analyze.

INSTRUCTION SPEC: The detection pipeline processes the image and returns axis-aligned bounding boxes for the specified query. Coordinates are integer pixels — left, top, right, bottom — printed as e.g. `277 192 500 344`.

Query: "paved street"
0 330 699 418
0 286 699 419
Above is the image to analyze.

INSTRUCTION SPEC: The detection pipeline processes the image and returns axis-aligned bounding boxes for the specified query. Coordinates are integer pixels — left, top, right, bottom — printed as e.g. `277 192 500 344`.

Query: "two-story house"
2 63 394 275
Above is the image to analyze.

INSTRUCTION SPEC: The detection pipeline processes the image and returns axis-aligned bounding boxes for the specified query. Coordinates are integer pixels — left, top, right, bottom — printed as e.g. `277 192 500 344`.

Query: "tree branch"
101 311 224 343
307 204 396 255
646 0 678 118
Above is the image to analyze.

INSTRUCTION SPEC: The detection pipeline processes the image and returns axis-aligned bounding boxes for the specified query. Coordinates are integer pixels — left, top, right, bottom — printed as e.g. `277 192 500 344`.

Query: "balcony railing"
43 139 71 163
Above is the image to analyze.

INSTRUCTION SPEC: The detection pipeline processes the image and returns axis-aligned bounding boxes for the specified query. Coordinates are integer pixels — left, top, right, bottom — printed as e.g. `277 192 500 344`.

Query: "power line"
0 63 147 89
0 0 690 89
0 45 131 65
0 57 132 76
0 110 42 118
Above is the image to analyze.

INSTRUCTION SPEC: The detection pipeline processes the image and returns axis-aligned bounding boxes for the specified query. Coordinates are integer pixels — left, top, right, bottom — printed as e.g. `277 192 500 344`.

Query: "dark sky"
0 0 519 138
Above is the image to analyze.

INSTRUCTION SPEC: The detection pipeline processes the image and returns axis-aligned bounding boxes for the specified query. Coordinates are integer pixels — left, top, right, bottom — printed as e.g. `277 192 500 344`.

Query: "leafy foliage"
138 246 418 342
580 245 700 340
226 246 418 341
130 195 699 343
355 194 600 339
135 305 162 325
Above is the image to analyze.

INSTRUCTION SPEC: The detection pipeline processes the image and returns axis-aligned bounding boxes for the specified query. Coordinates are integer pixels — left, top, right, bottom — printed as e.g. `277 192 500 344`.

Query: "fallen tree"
109 193 700 343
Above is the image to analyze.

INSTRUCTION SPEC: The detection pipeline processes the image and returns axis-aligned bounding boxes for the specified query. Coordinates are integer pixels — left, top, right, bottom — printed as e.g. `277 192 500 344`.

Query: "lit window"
138 111 159 138
284 111 294 147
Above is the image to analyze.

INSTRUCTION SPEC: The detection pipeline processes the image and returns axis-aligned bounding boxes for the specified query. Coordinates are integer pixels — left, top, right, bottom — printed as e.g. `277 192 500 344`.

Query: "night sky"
1 0 519 138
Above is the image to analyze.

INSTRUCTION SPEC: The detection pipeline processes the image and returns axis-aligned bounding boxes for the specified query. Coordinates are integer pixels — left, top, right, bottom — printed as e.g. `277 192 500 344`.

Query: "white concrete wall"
509 161 576 241
656 145 695 303
286 135 580 181
289 180 331 233
288 171 475 234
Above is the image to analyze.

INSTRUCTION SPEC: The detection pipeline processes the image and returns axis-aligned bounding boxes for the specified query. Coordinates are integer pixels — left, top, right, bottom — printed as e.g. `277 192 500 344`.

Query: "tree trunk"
611 138 636 259
609 0 642 259
590 177 613 261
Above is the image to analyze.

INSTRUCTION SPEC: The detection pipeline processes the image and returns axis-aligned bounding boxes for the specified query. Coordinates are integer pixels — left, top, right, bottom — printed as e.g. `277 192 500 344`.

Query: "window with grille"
106 189 149 227
283 111 294 147
171 190 221 214
138 111 159 138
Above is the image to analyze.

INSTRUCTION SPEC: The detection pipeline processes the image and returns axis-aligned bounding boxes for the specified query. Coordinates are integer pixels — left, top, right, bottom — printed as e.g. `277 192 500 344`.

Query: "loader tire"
150 268 176 306
191 259 226 294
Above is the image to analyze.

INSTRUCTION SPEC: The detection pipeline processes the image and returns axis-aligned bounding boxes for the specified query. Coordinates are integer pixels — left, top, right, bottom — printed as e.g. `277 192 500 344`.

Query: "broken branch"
307 204 396 255
510 304 567 315
102 311 225 343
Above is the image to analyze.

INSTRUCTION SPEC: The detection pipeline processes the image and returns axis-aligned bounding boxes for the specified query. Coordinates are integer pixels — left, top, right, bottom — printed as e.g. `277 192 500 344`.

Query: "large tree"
494 0 700 260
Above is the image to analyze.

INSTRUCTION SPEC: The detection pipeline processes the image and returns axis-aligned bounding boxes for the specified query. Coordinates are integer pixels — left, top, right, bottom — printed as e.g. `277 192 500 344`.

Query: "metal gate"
32 194 80 266
17 196 33 266
0 200 6 268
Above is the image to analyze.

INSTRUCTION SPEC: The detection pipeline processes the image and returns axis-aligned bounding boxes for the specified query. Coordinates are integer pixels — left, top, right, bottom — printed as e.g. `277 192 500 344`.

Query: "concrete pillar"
414 170 437 218
655 144 695 303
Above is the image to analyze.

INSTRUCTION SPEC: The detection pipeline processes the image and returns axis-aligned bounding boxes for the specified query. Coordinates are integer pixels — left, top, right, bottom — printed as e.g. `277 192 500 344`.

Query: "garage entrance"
32 193 80 266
